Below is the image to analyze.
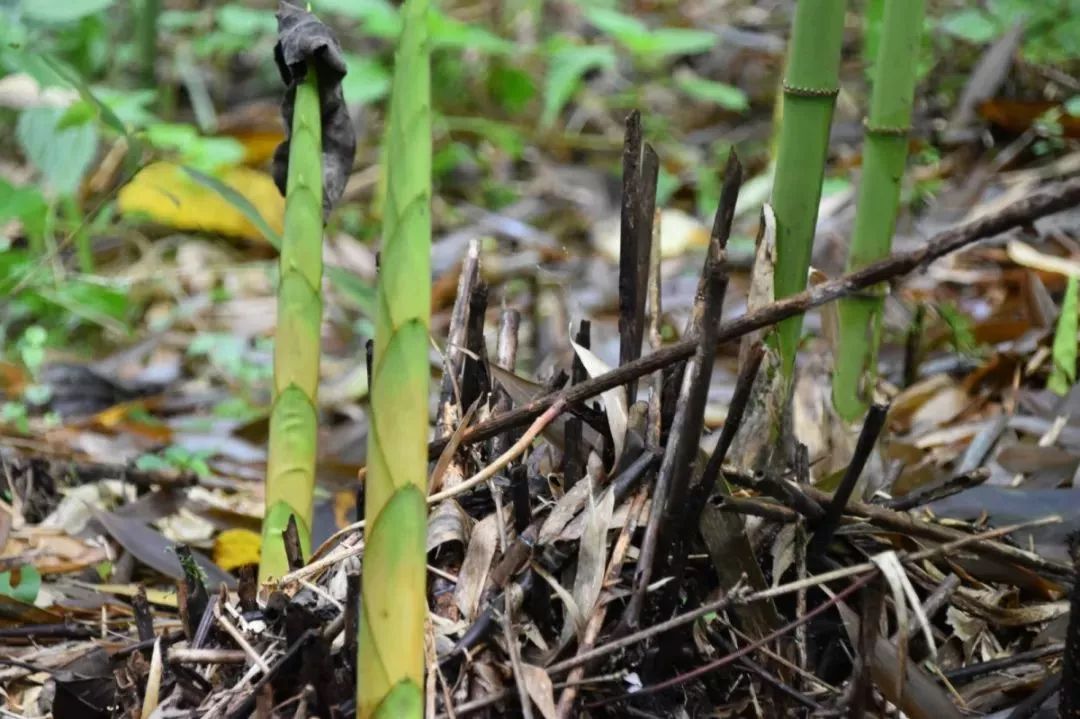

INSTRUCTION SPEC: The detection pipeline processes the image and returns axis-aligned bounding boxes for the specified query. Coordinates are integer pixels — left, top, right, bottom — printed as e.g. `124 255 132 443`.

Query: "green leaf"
584 7 648 43
655 166 679 206
181 166 283 249
938 303 979 356
16 107 98 197
1049 275 1079 396
674 70 749 112
39 280 132 333
147 124 244 172
488 63 536 114
584 8 715 59
443 116 526 157
986 0 1030 27
939 9 999 44
313 0 402 37
0 180 48 239
638 28 717 58
342 54 392 106
39 54 138 145
1066 96 1080 117
327 266 377 317
91 88 158 130
21 0 114 23
0 565 41 604
374 679 423 719
541 44 615 128
215 6 277 37
56 100 97 130
429 11 514 54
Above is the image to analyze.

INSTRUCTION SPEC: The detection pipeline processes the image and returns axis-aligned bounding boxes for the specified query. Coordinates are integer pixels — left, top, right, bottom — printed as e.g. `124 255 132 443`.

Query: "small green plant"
1049 275 1079 396
188 333 274 389
0 565 41 604
1 326 58 433
937 302 981 357
582 7 716 66
937 0 1080 65
136 446 214 479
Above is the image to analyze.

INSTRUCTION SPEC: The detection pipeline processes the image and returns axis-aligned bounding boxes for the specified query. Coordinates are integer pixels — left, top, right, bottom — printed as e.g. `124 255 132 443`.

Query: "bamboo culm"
833 0 925 420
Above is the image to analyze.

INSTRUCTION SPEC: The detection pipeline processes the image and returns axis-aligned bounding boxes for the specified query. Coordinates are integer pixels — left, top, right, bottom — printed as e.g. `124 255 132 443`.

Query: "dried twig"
883 468 990 511
618 110 659 405
808 402 889 560
626 218 727 628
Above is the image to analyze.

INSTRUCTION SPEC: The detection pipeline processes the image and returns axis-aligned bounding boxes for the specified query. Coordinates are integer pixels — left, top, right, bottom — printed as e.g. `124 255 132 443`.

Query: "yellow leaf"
213 528 262 571
80 582 178 608
592 208 710 263
118 162 284 241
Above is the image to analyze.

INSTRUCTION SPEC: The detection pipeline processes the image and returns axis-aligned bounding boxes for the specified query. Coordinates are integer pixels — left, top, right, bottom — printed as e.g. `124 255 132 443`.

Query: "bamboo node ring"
782 82 840 98
863 118 912 137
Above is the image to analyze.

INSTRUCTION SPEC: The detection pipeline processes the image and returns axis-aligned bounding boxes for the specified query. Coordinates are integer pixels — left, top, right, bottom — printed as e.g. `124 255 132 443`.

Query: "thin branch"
808 402 889 559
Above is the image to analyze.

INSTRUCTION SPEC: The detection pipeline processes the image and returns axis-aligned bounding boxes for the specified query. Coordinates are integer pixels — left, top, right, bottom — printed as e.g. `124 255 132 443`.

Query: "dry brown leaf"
537 466 596 545
570 486 614 640
454 514 499 621
140 638 163 719
520 664 559 719
769 523 797 588
489 364 592 452
837 601 963 719
570 339 628 462
427 500 471 552
909 385 969 433
996 444 1078 473
1007 240 1080 278
889 375 956 430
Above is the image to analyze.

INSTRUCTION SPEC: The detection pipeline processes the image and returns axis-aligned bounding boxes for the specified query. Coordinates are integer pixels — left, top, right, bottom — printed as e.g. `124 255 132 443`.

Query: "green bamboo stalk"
833 0 925 420
138 0 160 89
770 0 846 377
259 68 324 583
357 0 431 715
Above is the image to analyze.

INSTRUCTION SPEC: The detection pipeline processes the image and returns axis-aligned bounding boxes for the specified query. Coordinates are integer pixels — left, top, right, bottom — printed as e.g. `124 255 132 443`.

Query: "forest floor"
2 1 1080 717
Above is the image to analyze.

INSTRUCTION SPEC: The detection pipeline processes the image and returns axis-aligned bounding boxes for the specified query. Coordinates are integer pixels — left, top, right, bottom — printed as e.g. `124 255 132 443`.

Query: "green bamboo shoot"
771 0 846 377
357 0 431 715
833 0 925 420
259 69 324 583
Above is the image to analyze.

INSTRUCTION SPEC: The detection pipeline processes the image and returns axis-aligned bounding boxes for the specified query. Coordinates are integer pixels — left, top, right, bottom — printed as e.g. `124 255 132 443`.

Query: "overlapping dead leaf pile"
3 162 1080 718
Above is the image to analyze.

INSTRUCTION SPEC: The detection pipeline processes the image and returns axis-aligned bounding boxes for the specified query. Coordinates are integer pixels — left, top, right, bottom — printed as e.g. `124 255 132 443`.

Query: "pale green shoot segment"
833 0 925 420
357 0 432 715
260 68 324 583
1049 275 1079 396
770 0 846 378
